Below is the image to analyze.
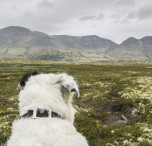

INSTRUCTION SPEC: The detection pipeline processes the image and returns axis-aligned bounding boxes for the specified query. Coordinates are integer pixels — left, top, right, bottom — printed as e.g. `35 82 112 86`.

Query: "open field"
0 59 152 145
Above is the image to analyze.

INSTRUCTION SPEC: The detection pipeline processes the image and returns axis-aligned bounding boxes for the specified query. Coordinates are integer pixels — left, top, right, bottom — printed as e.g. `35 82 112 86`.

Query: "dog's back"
7 118 88 146
7 73 88 146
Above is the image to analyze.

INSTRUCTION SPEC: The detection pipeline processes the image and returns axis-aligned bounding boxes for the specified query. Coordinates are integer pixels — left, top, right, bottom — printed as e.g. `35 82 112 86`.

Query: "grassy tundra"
0 59 152 146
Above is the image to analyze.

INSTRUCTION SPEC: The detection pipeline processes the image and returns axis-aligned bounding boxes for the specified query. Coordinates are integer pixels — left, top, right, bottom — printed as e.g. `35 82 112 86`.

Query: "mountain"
53 35 117 51
0 26 63 60
0 26 152 62
141 36 152 60
107 37 147 61
108 37 152 61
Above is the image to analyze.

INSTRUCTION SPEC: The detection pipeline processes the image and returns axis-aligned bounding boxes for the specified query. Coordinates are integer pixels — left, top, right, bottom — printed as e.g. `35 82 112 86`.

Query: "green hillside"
0 26 152 61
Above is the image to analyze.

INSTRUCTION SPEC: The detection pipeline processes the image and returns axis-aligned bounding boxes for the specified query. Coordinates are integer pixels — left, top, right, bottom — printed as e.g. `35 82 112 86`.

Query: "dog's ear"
57 74 79 98
17 71 38 91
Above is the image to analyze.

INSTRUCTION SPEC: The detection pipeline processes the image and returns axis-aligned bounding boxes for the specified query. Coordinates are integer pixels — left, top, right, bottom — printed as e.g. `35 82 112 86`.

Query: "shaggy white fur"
7 73 88 146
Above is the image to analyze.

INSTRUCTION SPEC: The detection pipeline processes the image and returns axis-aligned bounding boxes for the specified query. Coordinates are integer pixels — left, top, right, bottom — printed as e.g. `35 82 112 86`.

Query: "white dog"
7 72 88 146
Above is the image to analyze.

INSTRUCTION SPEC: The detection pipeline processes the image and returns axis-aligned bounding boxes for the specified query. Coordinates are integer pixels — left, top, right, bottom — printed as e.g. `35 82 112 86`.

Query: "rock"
121 115 128 121
7 108 14 110
117 120 127 124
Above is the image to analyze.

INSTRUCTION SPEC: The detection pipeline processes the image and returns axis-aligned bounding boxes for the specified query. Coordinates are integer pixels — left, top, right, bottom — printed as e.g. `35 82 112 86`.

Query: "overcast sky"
0 0 152 43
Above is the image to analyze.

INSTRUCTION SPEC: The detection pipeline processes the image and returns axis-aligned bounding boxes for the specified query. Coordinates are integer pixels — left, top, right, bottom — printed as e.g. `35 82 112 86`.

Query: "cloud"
139 5 152 20
79 15 96 21
0 0 151 43
137 5 152 20
127 5 152 21
97 13 104 20
79 13 104 21
37 0 53 8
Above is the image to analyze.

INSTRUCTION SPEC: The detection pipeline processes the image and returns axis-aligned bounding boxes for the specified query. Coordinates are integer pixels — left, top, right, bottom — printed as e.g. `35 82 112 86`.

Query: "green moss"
75 113 102 145
111 98 135 112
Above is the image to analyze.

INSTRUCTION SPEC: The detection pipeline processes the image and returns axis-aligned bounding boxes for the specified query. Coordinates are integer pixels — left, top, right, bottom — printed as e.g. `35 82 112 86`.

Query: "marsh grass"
0 59 152 145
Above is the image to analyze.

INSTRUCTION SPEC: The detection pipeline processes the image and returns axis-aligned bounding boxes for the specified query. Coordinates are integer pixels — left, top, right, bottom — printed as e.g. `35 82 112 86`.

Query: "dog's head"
18 72 79 98
56 73 79 98
18 72 79 122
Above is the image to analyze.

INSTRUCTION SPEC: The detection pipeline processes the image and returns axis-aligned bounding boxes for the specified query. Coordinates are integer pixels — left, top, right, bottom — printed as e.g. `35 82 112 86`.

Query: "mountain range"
0 26 152 62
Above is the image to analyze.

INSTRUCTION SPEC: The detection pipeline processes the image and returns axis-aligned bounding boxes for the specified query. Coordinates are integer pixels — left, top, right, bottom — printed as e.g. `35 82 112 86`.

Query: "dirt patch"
92 106 137 126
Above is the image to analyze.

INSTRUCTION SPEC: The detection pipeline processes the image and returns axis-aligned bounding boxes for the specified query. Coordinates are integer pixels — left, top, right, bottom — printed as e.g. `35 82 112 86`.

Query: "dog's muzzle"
71 88 79 98
20 109 62 119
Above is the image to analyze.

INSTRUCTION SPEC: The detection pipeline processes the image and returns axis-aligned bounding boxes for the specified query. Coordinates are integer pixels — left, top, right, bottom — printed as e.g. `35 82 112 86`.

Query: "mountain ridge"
0 26 152 62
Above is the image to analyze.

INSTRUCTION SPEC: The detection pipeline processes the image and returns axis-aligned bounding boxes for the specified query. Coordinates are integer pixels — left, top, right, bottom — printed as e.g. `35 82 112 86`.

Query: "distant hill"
0 26 152 62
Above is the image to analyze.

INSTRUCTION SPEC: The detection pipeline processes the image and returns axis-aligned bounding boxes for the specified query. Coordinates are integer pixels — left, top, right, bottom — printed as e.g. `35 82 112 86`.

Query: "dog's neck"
19 93 76 123
19 83 76 123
